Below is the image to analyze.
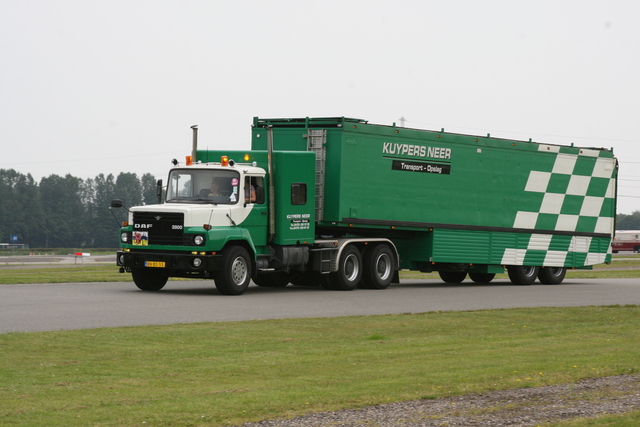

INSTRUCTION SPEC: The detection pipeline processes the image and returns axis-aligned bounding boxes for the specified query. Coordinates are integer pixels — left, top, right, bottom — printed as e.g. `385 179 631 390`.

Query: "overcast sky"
1 0 639 213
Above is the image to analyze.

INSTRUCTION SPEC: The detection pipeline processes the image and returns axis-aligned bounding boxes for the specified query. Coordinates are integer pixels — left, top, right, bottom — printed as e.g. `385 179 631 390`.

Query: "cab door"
272 152 316 245
241 174 268 248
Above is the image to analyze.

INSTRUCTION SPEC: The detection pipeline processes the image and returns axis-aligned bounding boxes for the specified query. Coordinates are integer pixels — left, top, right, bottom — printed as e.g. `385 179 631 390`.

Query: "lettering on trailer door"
391 160 451 175
287 213 311 230
383 142 452 175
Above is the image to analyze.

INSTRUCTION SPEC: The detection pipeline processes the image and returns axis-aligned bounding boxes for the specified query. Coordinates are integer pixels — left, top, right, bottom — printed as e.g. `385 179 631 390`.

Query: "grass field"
1 306 639 426
1 253 639 425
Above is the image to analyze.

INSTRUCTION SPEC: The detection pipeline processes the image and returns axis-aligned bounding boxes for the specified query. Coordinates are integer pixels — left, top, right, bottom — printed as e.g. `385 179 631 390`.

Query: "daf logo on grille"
154 216 162 221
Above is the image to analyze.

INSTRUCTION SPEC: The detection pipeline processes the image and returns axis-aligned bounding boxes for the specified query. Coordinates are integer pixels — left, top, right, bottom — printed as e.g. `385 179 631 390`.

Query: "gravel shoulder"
235 375 640 427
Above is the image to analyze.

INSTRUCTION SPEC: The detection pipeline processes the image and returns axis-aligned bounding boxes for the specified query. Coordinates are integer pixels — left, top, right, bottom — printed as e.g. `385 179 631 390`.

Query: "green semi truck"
112 117 617 295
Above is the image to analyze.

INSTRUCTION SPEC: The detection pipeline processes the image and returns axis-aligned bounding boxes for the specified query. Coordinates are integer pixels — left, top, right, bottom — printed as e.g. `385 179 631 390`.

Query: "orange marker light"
186 155 193 165
244 154 251 161
221 156 229 166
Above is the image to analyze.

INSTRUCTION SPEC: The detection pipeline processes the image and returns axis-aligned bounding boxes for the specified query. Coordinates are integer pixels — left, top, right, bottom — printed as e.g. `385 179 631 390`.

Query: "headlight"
192 257 202 268
121 232 129 243
194 235 205 245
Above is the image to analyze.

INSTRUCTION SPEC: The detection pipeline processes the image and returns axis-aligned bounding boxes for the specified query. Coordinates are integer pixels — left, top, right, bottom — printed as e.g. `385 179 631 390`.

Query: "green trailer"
112 117 617 295
251 117 617 286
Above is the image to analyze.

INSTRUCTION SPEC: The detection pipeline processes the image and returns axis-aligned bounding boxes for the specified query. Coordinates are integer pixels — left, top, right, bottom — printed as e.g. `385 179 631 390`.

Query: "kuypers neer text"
382 142 451 160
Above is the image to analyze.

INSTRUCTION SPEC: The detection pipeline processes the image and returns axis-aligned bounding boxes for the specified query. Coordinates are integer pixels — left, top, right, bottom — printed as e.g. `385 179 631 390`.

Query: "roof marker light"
221 156 229 166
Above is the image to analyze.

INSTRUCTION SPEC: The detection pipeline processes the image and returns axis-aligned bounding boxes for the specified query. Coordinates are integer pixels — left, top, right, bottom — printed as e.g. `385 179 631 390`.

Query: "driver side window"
245 176 265 204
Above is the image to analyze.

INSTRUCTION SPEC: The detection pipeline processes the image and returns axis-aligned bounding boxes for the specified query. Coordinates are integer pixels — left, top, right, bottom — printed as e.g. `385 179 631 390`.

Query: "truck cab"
114 150 318 295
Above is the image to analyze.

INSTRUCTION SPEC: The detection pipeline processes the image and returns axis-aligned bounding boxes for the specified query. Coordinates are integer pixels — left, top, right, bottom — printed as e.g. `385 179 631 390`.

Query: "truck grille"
133 212 184 245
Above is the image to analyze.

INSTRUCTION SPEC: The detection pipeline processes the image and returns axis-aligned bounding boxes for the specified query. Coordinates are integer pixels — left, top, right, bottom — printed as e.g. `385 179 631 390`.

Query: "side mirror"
156 179 163 203
110 199 123 208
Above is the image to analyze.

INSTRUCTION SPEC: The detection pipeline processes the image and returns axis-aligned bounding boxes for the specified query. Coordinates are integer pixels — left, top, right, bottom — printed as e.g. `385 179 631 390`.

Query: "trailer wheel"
254 273 289 288
469 273 496 283
323 245 362 291
438 271 467 283
131 268 168 291
507 265 539 285
214 246 252 295
538 267 566 285
360 244 394 289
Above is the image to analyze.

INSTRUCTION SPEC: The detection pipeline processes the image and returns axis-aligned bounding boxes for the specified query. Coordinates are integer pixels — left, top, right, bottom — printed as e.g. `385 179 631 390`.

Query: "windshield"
166 169 241 204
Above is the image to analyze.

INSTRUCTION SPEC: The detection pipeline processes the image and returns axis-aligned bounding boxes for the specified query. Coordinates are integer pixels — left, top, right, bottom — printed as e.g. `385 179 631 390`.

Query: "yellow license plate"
145 261 165 268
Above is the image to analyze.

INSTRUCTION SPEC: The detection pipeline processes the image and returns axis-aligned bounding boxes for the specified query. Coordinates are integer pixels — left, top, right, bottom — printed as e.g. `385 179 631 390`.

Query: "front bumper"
116 250 222 274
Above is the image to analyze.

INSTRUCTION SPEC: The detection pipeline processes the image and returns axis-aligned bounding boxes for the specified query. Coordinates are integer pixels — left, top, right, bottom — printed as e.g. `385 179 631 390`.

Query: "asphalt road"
1 278 639 333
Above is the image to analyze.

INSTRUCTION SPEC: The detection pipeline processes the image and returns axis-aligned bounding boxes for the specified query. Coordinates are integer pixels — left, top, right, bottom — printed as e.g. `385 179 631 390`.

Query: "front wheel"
215 246 252 295
132 268 168 291
538 267 566 285
507 265 539 285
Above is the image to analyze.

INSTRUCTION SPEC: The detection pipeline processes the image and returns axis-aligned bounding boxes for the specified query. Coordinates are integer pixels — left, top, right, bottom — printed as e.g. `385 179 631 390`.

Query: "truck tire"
538 267 566 285
438 271 467 283
360 244 394 289
214 246 252 295
507 265 539 285
131 268 168 291
469 273 496 283
323 245 362 291
254 272 289 288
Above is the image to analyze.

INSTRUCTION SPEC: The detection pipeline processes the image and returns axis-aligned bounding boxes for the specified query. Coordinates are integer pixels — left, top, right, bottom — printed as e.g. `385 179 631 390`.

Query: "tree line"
1 167 640 249
616 210 640 230
0 169 158 248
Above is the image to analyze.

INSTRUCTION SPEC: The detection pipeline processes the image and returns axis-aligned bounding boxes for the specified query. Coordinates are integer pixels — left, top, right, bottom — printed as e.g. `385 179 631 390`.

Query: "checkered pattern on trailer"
502 145 616 267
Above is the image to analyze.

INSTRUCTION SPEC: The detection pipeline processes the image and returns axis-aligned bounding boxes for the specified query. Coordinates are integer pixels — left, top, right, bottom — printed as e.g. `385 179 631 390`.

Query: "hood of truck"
129 203 253 228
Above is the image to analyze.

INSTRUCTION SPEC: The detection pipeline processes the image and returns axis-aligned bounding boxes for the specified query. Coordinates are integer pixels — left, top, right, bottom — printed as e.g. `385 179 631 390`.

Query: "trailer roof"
252 117 367 128
252 116 615 156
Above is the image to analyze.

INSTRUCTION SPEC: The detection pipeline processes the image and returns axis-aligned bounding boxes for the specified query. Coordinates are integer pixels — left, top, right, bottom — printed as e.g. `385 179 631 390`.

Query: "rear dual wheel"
507 265 540 285
321 245 362 291
469 273 496 283
360 244 394 289
507 265 567 285
438 271 466 283
538 267 566 285
438 271 496 283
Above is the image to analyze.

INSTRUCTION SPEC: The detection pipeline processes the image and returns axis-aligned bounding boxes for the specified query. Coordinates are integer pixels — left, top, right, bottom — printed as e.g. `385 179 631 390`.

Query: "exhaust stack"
267 126 275 243
191 124 198 162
